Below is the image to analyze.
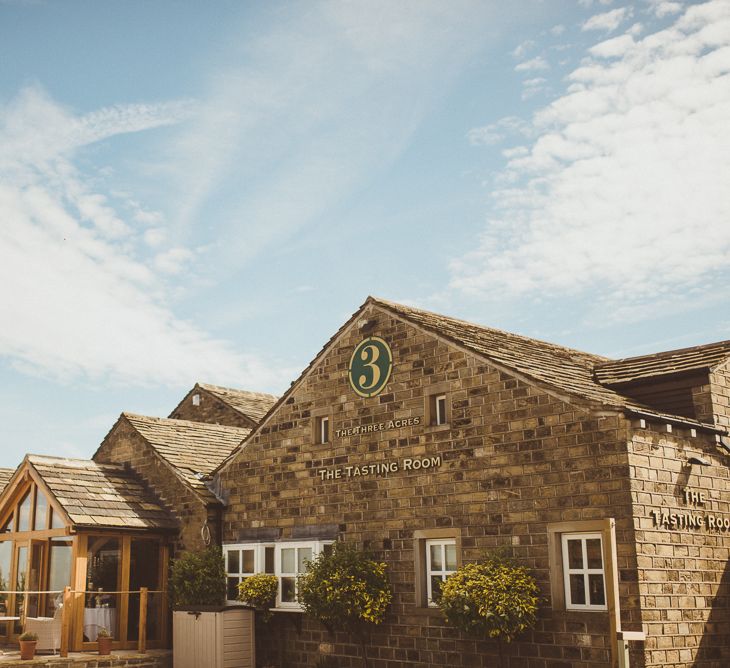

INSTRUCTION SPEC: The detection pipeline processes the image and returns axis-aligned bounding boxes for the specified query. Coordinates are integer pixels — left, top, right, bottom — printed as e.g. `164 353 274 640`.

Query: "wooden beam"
138 587 148 654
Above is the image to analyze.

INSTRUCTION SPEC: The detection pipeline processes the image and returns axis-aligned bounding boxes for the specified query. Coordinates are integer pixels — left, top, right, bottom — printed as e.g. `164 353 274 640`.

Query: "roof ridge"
122 412 251 433
595 339 730 367
369 296 610 365
197 383 278 399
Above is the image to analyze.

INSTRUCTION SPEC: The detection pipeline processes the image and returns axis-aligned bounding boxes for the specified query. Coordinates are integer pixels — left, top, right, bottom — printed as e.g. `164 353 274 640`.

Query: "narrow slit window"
318 416 330 444
434 394 447 425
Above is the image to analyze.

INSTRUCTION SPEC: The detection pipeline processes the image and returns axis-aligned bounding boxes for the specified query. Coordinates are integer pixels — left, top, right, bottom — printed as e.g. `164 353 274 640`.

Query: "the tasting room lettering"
651 486 730 532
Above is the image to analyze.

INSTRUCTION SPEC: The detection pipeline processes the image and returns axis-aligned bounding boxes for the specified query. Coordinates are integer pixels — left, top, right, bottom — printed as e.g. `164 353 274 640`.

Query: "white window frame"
223 540 331 610
318 416 330 444
434 395 447 425
561 533 607 611
425 538 456 607
224 543 275 604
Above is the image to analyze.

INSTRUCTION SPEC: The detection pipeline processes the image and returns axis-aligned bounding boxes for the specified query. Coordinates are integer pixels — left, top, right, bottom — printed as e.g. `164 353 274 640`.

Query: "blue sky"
1 0 729 468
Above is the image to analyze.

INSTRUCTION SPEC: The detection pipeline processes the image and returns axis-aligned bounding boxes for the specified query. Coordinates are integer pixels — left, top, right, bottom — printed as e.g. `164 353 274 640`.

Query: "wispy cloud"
582 7 632 32
0 85 290 388
515 55 550 71
453 1 730 320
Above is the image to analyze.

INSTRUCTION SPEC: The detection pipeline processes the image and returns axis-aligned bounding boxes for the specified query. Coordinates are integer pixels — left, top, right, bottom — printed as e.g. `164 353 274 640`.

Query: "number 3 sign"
348 337 393 398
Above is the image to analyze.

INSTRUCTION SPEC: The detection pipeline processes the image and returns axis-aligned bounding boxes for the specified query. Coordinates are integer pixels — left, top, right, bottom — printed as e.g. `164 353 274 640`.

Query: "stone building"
214 297 730 668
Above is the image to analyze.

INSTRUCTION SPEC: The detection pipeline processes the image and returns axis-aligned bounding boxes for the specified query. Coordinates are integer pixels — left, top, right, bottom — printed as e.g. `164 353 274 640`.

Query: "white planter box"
173 607 255 668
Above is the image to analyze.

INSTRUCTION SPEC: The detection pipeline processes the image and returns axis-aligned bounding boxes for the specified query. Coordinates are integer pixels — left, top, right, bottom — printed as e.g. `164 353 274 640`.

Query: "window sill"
424 423 450 433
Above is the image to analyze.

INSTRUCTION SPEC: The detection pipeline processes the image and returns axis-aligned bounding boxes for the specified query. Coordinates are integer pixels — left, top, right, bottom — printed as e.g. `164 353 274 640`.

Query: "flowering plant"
238 574 278 621
297 542 391 668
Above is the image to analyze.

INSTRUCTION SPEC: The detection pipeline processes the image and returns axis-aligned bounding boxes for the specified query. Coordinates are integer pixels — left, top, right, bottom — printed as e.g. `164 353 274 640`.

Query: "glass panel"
34 492 47 531
227 577 240 602
85 537 121 641
589 574 606 606
45 538 72 616
50 508 65 530
281 577 296 603
227 550 240 574
129 539 161 642
297 548 312 573
264 547 275 574
569 574 586 605
14 545 27 634
566 539 583 570
0 541 12 616
445 544 457 571
242 549 255 574
26 542 45 617
586 539 603 569
429 544 443 571
437 396 446 423
281 548 295 574
430 576 443 602
17 492 31 532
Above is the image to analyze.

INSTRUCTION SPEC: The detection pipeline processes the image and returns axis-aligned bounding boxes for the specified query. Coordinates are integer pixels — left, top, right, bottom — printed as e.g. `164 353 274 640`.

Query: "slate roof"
370 298 722 429
594 340 730 386
122 414 250 502
0 468 14 495
196 383 278 422
28 455 177 531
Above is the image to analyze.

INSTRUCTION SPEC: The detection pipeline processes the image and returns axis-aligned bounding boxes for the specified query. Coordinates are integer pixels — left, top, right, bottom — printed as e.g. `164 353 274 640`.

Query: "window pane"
429 544 443 571
50 507 65 529
297 548 312 573
227 550 239 574
586 539 602 569
569 574 586 605
17 492 31 532
0 541 11 615
14 545 27 634
567 539 583 569
281 577 296 602
281 548 295 573
227 577 240 601
588 574 606 606
1 513 13 533
34 492 47 531
46 538 72 616
430 576 444 602
85 536 121 640
437 396 446 424
264 547 275 574
242 549 255 574
445 544 457 571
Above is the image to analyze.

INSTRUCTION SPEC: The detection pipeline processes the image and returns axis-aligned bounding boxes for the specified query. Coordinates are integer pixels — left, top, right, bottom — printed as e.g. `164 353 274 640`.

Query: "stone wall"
95 420 218 554
709 362 730 428
629 426 730 668
219 305 642 668
0 650 171 668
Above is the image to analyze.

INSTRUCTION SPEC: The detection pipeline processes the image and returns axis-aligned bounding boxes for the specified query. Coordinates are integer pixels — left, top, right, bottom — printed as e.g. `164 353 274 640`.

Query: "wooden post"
60 586 72 658
138 587 148 654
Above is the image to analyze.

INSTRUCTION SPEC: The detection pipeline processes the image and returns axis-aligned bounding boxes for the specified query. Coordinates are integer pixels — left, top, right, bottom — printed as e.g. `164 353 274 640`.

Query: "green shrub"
170 547 226 607
298 542 392 668
238 573 278 621
19 631 38 642
438 553 539 646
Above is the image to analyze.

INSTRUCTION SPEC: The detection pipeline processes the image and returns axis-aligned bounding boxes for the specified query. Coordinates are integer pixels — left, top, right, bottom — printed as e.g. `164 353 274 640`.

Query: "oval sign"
348 336 393 398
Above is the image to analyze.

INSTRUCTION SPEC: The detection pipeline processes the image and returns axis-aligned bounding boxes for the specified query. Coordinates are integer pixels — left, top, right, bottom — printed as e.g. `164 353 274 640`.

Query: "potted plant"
97 627 112 655
18 631 38 660
170 547 255 668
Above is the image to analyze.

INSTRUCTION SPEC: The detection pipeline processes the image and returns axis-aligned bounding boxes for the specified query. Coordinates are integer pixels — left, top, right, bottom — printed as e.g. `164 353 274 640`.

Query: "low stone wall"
0 651 171 668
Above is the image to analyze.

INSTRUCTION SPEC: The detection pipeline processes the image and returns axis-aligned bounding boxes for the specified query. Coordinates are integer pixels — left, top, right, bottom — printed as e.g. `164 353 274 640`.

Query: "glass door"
12 543 28 636
26 540 47 619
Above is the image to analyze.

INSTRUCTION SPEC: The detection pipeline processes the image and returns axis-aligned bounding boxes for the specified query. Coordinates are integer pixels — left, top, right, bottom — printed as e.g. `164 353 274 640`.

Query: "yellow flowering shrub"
438 554 539 643
238 574 278 621
297 541 392 631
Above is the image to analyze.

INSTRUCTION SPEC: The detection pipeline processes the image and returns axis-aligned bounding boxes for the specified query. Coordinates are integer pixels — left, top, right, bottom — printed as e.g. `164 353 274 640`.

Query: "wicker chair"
24 604 63 653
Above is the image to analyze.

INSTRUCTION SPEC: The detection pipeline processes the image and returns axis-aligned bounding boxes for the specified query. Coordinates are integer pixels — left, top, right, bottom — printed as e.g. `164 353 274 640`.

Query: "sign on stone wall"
348 336 393 398
650 486 730 532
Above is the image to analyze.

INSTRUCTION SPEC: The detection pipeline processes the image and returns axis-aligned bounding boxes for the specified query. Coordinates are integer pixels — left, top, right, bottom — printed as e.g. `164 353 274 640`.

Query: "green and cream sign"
348 336 393 398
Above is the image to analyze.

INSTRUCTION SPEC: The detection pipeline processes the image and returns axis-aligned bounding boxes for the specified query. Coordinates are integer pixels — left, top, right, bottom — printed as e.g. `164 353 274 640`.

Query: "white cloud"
645 0 684 18
0 85 291 389
513 40 536 59
550 24 566 36
467 116 530 146
582 7 632 32
450 1 730 316
515 56 550 71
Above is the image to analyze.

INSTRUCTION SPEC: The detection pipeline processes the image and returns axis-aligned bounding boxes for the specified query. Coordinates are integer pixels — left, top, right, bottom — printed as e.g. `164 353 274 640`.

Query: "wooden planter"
19 640 37 660
173 606 255 668
98 636 113 655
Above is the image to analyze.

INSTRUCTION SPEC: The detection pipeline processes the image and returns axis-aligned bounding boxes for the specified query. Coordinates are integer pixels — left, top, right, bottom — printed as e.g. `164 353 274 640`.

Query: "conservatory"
0 455 176 652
